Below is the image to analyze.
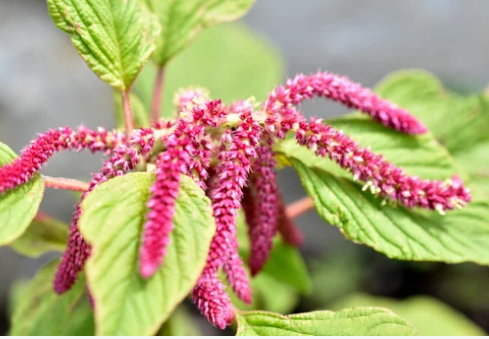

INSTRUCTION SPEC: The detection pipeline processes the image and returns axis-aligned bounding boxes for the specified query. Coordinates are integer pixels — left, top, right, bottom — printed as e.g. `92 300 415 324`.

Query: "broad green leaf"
134 23 283 118
157 305 202 336
47 0 161 91
274 114 465 181
79 172 215 336
332 294 486 336
8 279 29 316
10 260 90 336
235 308 419 336
10 215 68 258
144 0 256 66
374 70 489 154
291 158 489 265
113 91 150 128
0 142 45 246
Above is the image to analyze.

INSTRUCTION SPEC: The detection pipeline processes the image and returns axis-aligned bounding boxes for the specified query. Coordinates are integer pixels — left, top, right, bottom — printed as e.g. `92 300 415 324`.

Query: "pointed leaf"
332 294 486 336
144 0 256 66
79 172 215 336
47 0 161 90
10 215 68 258
291 158 489 265
235 309 419 336
10 260 90 336
0 142 45 246
134 23 283 118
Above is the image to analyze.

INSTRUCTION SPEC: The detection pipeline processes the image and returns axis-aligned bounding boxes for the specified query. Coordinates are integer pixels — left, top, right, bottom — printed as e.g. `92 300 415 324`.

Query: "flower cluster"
0 71 471 330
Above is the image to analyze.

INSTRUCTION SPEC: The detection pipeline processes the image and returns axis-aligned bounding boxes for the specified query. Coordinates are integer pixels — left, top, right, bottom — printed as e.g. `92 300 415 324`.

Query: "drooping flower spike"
192 108 261 327
139 97 226 278
0 126 125 193
262 72 427 136
54 129 156 294
295 117 471 212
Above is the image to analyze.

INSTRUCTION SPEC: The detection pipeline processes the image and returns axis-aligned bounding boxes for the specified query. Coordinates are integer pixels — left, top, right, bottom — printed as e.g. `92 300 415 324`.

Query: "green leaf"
0 142 45 246
144 0 256 66
113 91 150 128
79 172 215 336
10 215 68 258
235 309 419 336
47 0 161 91
134 23 283 118
291 158 489 265
332 294 486 336
157 305 202 336
10 260 91 336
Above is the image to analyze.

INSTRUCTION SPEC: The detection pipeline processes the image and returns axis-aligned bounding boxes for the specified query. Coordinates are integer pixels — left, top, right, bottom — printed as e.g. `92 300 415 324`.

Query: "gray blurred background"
1 0 489 334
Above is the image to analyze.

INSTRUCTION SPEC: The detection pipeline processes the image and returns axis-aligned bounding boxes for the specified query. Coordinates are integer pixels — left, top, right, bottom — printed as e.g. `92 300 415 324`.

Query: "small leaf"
10 260 90 336
332 294 486 336
291 158 489 265
157 305 202 336
79 172 215 336
144 0 256 66
10 215 68 258
113 91 150 128
235 308 419 336
47 0 161 90
134 23 283 118
0 142 45 246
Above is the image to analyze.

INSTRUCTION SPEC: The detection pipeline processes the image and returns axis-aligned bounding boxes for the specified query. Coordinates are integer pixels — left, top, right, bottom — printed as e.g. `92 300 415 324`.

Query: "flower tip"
214 309 235 330
139 262 159 279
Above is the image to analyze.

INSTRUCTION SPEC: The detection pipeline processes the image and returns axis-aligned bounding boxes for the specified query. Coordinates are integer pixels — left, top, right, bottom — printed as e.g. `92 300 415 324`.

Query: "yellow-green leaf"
79 172 215 335
332 294 486 336
10 215 68 258
144 0 256 66
47 0 161 90
0 142 45 246
235 309 419 336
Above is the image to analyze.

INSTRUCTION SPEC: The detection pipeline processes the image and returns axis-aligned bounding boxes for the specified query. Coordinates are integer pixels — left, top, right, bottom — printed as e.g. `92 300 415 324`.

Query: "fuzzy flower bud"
54 129 155 294
0 126 125 192
263 72 427 135
297 118 471 212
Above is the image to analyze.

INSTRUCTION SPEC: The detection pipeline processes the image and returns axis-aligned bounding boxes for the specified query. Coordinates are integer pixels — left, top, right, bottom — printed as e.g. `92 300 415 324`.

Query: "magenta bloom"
0 126 125 192
248 138 280 276
139 99 225 278
296 117 471 212
54 129 155 294
263 72 427 136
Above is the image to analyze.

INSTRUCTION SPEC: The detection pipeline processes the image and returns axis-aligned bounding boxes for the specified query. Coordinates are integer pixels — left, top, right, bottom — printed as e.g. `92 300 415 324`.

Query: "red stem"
150 67 165 124
43 176 89 192
286 196 314 219
121 90 135 138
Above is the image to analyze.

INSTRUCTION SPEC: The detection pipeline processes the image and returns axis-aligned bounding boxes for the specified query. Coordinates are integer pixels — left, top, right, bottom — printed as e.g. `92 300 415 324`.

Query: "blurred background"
1 0 489 335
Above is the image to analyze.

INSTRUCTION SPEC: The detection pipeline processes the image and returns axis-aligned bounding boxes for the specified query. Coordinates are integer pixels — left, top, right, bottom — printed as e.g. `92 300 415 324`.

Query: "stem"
150 67 165 124
43 176 89 192
121 90 135 138
286 196 314 219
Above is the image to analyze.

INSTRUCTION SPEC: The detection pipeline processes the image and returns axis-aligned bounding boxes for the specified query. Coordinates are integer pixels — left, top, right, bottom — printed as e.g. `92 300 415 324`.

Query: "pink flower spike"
296 118 471 212
0 126 125 193
54 129 155 294
263 72 427 135
276 194 304 247
249 138 280 276
140 99 226 278
192 270 234 330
